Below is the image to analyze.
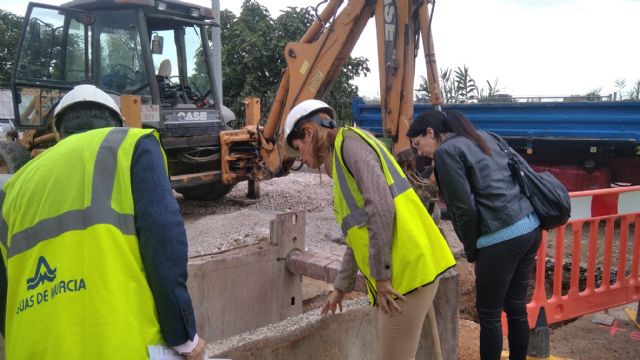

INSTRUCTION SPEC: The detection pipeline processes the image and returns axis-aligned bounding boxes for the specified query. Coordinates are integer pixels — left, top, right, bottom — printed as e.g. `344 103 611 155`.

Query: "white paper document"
148 345 185 360
148 344 221 360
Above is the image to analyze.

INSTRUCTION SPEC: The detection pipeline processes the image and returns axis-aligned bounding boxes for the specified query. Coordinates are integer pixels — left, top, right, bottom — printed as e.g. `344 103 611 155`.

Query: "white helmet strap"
297 112 336 131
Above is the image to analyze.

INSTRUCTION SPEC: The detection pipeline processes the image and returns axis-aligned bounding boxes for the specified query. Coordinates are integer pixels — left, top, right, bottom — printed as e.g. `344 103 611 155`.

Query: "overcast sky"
4 0 640 98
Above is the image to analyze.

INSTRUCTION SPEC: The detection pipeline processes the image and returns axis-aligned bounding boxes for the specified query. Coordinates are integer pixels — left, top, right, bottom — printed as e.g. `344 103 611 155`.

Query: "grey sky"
4 0 640 98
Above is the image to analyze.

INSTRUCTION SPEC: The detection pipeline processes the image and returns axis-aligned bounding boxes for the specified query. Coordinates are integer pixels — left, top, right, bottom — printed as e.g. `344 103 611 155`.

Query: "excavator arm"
219 0 442 184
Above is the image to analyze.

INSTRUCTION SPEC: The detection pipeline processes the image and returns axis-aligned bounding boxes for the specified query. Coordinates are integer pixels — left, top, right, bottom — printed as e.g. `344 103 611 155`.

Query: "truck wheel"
176 182 235 201
0 142 31 174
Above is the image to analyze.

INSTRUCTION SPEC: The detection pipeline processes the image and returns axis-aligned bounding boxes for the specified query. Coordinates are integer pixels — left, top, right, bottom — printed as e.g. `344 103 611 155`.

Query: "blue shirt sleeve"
131 135 196 346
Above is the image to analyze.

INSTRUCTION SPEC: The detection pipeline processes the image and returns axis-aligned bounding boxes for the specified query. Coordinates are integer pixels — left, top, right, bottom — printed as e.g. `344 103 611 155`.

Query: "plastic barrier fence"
527 185 640 328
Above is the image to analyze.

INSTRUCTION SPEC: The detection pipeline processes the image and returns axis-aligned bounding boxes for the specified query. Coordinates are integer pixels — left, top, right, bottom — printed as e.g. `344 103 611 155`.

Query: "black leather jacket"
434 131 534 262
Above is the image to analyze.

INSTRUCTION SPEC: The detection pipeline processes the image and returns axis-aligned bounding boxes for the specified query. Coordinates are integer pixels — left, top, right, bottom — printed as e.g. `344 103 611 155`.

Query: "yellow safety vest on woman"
333 127 456 304
0 127 165 359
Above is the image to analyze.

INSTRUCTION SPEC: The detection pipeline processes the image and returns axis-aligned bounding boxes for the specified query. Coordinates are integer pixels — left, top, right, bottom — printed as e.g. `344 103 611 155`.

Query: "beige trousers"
378 279 440 360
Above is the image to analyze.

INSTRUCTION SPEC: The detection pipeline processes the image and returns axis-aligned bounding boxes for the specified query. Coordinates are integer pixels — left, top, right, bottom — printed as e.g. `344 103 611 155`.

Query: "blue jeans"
475 227 542 360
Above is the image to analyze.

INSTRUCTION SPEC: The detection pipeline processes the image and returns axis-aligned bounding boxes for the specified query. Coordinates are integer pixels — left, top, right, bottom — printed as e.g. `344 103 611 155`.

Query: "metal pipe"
419 0 443 107
285 250 367 293
33 133 56 145
211 0 223 108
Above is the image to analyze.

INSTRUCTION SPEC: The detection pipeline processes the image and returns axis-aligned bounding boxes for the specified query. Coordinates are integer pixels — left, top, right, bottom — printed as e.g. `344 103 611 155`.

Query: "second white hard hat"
284 99 336 147
53 84 125 130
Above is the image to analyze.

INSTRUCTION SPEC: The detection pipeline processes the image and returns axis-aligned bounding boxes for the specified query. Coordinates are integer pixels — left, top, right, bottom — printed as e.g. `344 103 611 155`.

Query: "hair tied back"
441 111 453 132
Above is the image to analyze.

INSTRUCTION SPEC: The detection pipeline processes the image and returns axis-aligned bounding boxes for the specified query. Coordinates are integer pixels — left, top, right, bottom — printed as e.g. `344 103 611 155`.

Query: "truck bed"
351 98 640 190
352 98 640 143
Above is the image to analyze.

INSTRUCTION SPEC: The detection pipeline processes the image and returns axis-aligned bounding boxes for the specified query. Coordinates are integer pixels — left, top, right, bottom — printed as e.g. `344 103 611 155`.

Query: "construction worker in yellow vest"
284 99 456 360
0 84 206 359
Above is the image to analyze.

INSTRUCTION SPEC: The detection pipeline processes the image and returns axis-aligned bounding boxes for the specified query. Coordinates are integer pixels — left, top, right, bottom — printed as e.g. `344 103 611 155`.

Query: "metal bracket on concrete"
187 211 306 342
247 179 260 199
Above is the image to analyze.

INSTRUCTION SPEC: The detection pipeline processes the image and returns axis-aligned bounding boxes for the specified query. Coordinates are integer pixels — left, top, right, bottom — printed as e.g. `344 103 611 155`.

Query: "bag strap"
486 132 533 198
487 131 511 155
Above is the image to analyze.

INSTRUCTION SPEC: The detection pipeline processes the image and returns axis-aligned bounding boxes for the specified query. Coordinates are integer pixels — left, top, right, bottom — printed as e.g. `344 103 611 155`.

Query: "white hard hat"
53 84 125 130
284 99 336 147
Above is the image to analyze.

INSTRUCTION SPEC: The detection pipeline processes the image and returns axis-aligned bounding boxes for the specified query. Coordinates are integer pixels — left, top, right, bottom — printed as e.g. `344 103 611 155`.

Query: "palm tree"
487 78 500 97
415 68 457 103
479 78 502 101
440 68 456 103
454 65 477 103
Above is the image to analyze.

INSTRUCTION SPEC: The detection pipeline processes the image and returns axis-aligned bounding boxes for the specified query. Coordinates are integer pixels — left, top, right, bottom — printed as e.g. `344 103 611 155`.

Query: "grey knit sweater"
332 130 395 293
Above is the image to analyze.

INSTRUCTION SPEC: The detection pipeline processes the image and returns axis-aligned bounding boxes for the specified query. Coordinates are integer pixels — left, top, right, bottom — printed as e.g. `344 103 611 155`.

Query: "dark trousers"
475 228 542 360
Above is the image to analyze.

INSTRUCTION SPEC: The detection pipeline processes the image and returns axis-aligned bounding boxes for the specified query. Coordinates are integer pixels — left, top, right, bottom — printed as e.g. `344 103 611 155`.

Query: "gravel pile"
178 169 463 260
178 171 333 216
179 171 345 258
184 209 272 256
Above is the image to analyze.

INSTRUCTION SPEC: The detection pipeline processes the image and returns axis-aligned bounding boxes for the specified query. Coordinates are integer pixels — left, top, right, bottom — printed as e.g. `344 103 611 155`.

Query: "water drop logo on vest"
26 256 56 290
17 256 87 315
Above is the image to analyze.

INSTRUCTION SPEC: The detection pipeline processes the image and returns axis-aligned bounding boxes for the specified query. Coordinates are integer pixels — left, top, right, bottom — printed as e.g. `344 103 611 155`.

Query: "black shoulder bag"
489 132 571 230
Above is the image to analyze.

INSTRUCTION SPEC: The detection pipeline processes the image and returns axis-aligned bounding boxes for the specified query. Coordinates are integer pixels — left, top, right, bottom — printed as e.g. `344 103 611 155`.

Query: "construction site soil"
179 171 640 359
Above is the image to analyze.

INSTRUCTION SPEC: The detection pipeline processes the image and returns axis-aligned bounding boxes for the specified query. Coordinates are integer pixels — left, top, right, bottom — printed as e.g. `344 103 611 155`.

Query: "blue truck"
351 98 640 191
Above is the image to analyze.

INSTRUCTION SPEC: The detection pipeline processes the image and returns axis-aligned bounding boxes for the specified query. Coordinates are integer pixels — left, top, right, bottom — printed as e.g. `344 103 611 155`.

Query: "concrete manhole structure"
186 211 460 359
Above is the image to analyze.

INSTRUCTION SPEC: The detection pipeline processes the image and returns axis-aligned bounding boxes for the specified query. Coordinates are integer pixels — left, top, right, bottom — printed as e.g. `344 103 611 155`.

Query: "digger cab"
11 0 225 138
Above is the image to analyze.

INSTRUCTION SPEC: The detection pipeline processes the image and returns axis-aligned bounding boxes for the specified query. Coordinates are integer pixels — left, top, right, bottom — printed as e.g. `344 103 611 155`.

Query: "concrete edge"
206 298 371 356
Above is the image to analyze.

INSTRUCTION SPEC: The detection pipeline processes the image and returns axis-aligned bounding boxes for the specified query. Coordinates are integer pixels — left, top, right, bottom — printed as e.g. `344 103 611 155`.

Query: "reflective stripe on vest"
1 127 165 359
334 134 412 236
7 129 135 258
334 150 368 235
0 191 7 251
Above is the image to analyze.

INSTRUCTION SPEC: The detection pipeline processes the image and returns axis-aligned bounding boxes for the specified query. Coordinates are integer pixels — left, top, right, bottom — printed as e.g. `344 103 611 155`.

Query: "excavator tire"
176 182 235 201
0 141 31 174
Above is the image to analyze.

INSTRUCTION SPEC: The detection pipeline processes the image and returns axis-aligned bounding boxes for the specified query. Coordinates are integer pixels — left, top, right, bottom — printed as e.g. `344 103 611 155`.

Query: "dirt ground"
179 171 640 359
455 259 640 360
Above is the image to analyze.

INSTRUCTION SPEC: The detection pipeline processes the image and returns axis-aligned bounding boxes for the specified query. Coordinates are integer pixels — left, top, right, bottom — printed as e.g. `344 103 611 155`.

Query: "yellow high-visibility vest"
333 127 456 304
1 127 166 359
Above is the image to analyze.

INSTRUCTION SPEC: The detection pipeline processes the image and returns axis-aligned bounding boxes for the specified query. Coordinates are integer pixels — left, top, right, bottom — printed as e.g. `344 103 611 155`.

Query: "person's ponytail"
444 111 491 156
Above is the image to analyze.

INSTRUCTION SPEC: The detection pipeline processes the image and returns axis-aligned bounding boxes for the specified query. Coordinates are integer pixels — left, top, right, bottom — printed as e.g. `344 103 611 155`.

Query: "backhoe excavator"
7 0 442 201
220 0 442 204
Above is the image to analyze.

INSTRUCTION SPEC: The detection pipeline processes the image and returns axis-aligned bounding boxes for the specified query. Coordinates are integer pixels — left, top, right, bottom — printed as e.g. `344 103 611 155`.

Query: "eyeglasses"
410 134 424 149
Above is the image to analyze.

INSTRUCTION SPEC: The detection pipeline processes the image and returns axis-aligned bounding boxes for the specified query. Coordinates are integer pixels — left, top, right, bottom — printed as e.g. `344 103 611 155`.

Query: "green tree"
223 1 279 100
220 0 369 118
326 56 370 118
0 10 23 86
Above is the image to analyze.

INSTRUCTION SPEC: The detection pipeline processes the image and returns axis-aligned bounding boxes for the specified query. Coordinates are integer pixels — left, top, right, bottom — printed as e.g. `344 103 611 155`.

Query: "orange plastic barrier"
526 185 640 328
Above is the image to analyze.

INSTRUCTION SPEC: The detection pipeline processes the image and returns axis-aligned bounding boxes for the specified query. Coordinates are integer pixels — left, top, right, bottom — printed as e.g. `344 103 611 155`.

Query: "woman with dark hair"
285 100 456 360
407 110 542 360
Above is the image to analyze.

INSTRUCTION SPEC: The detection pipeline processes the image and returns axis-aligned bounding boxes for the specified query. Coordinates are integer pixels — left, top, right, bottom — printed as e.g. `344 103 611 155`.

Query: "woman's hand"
321 289 345 315
376 280 406 317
